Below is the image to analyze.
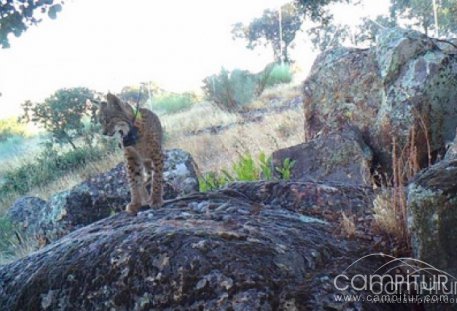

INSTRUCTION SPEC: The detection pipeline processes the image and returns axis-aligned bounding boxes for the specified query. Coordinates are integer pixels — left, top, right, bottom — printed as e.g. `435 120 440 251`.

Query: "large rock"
0 184 402 311
408 159 457 277
6 197 48 242
271 127 373 186
303 28 457 172
7 149 200 245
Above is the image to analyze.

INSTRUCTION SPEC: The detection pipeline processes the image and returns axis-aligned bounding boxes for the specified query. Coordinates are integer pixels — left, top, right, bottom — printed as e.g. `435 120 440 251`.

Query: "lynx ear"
107 93 122 107
106 93 134 116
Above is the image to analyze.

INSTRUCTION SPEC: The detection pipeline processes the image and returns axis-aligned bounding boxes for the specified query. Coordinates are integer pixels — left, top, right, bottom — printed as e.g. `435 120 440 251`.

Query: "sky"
0 0 390 118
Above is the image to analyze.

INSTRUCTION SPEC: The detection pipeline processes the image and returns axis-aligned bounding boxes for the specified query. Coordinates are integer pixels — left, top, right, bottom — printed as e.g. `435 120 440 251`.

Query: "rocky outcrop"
408 159 457 277
303 28 457 172
0 183 402 311
272 127 373 186
7 149 200 245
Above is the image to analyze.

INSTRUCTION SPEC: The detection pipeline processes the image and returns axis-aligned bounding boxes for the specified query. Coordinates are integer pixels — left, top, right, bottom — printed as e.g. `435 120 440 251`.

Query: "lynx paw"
149 197 163 209
126 202 141 215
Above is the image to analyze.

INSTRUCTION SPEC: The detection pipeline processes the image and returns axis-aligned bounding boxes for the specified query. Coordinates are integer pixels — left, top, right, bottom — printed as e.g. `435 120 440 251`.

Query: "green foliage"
0 217 15 253
0 117 27 141
0 216 36 262
307 15 352 51
199 152 295 192
0 216 18 257
118 85 150 106
0 0 64 48
20 87 98 149
232 154 260 181
118 82 164 107
355 16 398 47
151 92 196 114
295 0 349 20
266 64 293 87
258 152 273 180
0 144 113 198
256 63 293 94
232 3 302 63
275 158 296 181
202 68 257 112
389 0 457 36
198 171 231 192
203 63 293 112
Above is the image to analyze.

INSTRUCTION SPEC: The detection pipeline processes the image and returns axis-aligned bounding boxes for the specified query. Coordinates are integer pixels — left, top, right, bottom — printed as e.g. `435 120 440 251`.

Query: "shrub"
199 172 231 192
275 158 296 181
0 144 113 198
203 64 293 112
151 92 196 114
265 63 293 87
0 217 15 252
256 63 293 94
198 152 294 191
232 154 259 181
202 68 257 112
0 216 37 263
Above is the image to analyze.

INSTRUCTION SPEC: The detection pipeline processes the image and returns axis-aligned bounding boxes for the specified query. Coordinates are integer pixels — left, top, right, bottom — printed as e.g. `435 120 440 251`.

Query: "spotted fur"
98 93 164 214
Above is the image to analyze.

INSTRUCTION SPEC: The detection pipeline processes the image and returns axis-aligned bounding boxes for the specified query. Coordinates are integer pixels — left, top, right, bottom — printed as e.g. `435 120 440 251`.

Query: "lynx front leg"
149 150 164 208
124 147 144 214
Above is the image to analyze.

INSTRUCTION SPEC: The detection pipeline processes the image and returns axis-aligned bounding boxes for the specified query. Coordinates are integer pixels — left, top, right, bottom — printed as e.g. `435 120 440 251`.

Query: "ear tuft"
107 93 121 105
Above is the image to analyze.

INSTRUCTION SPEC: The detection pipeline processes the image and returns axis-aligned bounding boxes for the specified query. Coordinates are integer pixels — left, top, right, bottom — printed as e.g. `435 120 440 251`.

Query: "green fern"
275 158 296 181
258 151 273 180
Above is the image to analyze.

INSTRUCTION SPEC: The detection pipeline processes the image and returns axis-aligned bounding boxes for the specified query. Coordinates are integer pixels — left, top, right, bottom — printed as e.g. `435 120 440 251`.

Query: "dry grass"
31 151 122 199
372 119 431 244
0 233 38 265
245 84 302 110
161 102 239 136
0 151 122 214
340 212 356 239
372 190 402 237
166 107 304 172
259 84 302 102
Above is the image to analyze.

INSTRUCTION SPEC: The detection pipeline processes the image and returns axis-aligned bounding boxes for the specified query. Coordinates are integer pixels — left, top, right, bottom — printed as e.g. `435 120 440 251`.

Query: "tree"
20 87 97 149
354 15 398 46
118 85 150 107
232 2 302 63
295 0 348 19
390 0 457 36
118 82 163 107
306 11 352 51
0 0 63 48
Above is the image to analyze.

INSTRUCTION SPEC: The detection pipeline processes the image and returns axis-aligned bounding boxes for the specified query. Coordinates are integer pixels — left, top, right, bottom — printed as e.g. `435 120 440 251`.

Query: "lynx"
98 93 164 214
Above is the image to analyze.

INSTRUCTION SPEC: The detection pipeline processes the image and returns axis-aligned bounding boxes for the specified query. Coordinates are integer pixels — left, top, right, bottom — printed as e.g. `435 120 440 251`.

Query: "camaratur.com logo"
333 253 457 304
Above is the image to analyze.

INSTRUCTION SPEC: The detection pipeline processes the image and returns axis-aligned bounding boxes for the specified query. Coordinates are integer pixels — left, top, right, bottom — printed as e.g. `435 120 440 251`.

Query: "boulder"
408 159 457 277
7 149 200 243
0 185 401 311
271 127 373 186
164 148 200 196
303 28 457 172
6 197 49 246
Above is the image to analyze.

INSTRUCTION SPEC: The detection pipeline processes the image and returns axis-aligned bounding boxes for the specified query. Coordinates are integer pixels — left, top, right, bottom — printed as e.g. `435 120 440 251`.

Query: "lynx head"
98 93 135 137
